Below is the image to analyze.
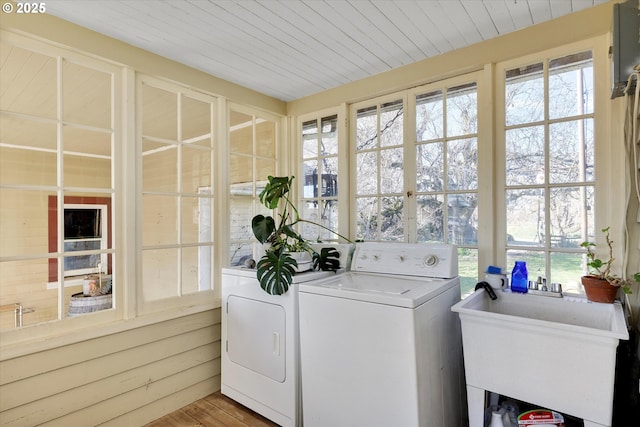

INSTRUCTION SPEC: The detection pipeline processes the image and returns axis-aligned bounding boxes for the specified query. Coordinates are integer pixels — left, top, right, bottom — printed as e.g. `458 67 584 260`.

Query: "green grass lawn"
458 249 585 297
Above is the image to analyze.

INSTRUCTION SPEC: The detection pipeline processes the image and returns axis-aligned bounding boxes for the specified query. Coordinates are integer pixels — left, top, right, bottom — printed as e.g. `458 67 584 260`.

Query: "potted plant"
580 226 640 303
251 175 353 295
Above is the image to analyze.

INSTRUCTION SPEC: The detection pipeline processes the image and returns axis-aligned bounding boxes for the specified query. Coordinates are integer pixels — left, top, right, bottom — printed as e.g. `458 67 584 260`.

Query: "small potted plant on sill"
251 175 353 295
580 226 640 303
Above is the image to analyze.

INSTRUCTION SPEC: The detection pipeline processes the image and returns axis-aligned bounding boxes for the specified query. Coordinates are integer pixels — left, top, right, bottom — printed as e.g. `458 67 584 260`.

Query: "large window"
300 113 342 241
139 77 216 306
227 106 279 266
499 50 595 287
350 75 481 295
0 39 118 331
353 98 405 241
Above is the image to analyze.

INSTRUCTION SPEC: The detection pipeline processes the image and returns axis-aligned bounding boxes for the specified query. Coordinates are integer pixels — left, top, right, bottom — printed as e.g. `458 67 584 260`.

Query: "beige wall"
0 310 221 426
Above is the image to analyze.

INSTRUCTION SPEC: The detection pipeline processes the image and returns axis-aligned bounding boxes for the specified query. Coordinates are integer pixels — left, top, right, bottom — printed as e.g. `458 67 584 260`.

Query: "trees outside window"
350 75 481 294
499 51 595 285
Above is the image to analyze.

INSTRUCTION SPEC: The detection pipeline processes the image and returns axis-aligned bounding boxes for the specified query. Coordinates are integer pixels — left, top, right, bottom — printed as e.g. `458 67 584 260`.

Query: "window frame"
0 31 123 345
296 106 349 243
226 102 283 268
136 75 219 315
495 37 612 284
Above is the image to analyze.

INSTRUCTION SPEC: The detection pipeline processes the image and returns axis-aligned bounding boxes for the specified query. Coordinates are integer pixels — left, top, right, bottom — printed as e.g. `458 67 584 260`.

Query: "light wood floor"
144 392 280 427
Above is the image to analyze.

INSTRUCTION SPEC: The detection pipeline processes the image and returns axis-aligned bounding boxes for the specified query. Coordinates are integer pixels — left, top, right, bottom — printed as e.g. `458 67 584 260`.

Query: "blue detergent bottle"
511 261 528 293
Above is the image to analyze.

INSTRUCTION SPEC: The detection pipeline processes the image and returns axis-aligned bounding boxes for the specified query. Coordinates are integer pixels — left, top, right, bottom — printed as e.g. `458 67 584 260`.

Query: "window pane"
302 160 319 198
356 197 378 241
505 63 544 126
0 43 57 119
321 115 338 155
0 189 49 257
142 195 178 246
379 100 403 147
302 199 339 241
0 116 57 186
448 193 478 245
549 252 585 293
64 126 112 189
181 195 212 245
62 61 111 128
447 138 477 191
416 142 443 192
380 148 403 193
356 151 377 195
181 96 211 144
506 188 544 246
380 196 403 241
229 154 253 189
142 84 177 141
416 194 445 243
506 250 546 282
416 90 443 141
549 119 594 184
143 142 177 192
505 126 544 186
549 51 593 119
458 248 478 298
229 242 253 267
256 119 276 158
181 246 212 294
229 196 253 241
256 158 276 187
230 111 253 155
182 146 211 193
0 259 54 332
322 158 339 199
549 186 594 248
302 119 318 158
142 248 178 301
447 83 477 137
356 106 377 151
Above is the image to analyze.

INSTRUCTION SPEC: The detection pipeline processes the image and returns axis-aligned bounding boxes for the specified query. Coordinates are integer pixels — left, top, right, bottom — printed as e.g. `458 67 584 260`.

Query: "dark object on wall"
611 0 640 98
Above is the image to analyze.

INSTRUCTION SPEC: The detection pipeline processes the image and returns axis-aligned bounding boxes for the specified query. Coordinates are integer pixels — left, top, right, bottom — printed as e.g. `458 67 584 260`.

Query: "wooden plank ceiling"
36 0 608 102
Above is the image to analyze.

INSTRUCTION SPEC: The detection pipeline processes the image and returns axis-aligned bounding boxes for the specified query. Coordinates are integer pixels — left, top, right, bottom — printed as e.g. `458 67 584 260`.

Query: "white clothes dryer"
221 244 351 427
298 242 466 427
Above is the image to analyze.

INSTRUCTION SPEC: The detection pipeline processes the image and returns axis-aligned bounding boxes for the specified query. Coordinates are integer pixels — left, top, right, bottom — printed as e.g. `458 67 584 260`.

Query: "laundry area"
222 240 637 427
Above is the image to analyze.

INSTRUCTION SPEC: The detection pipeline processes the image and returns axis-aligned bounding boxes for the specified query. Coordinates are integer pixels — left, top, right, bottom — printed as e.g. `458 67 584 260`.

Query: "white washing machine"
298 242 466 427
221 245 351 427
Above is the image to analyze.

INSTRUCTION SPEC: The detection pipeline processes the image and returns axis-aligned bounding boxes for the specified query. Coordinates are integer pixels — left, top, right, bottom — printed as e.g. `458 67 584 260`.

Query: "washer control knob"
424 255 438 267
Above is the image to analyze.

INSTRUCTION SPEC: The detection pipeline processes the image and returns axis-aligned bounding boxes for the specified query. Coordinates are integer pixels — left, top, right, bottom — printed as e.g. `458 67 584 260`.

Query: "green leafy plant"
581 227 640 294
251 176 352 295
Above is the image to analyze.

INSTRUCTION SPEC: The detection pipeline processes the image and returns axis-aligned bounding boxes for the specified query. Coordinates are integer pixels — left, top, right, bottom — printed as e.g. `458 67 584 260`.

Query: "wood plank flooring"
144 392 280 427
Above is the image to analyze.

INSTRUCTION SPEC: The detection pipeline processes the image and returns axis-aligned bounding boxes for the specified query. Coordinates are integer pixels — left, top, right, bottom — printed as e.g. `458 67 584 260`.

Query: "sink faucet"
475 281 498 300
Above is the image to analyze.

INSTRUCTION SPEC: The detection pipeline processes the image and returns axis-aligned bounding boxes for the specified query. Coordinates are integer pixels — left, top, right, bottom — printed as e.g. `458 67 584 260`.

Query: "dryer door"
227 295 286 382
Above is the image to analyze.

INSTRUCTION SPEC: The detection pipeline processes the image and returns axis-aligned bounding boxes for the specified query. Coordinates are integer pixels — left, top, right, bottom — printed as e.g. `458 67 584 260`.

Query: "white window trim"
494 36 613 275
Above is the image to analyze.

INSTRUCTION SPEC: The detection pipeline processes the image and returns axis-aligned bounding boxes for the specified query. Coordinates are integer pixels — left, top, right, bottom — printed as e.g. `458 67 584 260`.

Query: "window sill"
0 298 222 361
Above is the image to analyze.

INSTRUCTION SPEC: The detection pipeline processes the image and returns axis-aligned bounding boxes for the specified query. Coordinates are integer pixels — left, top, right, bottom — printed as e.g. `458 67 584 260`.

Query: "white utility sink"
452 290 628 427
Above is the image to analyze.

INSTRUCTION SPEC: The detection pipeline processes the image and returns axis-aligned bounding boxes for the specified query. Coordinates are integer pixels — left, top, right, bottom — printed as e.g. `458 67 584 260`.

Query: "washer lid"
222 267 337 283
298 272 458 308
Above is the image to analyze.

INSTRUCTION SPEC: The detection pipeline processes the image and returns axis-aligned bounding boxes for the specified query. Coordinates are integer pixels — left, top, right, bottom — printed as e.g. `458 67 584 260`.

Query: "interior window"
139 78 216 303
227 106 279 267
0 42 116 330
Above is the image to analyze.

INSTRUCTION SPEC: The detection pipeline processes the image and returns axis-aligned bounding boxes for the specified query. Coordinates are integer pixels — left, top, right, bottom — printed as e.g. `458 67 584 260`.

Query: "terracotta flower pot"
581 275 619 303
